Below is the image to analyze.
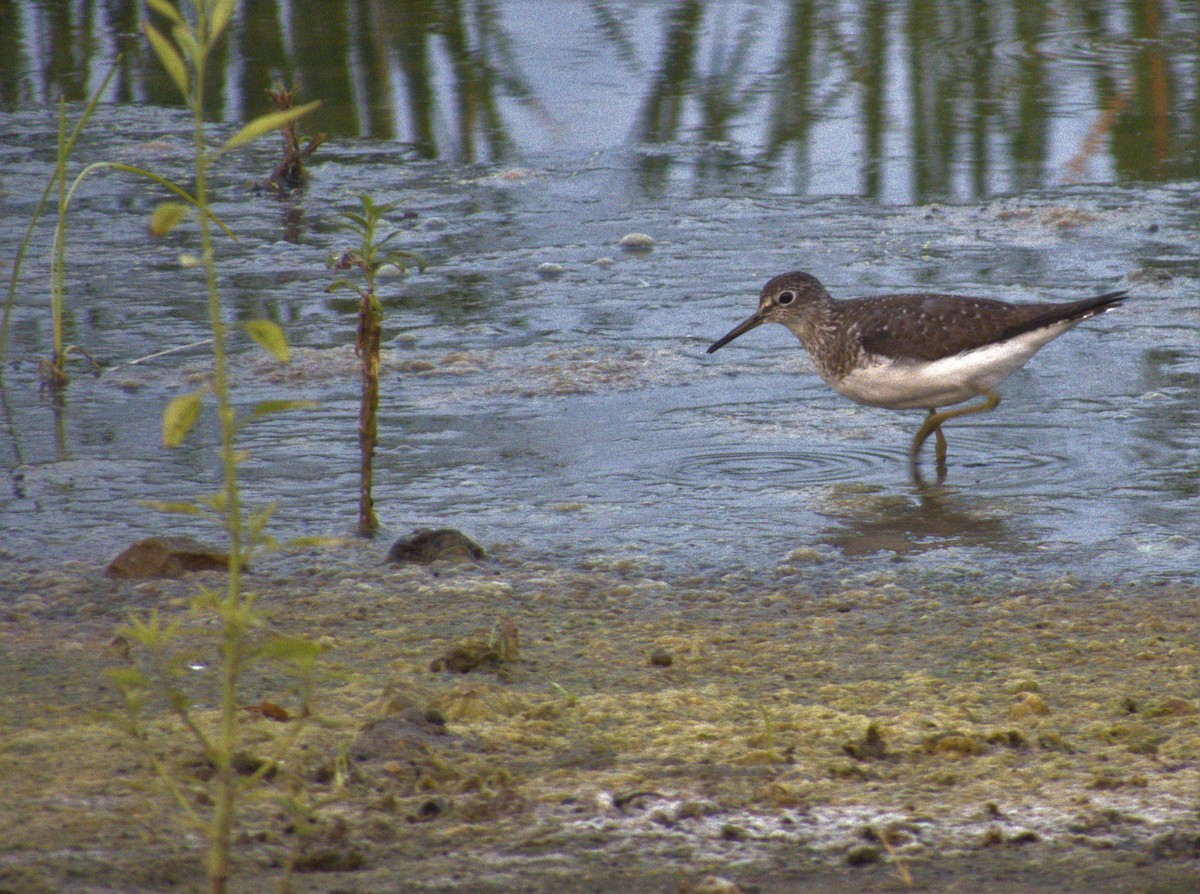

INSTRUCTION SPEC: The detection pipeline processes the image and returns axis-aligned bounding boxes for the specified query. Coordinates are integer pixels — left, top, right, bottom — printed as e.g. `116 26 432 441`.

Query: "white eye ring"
777 290 796 305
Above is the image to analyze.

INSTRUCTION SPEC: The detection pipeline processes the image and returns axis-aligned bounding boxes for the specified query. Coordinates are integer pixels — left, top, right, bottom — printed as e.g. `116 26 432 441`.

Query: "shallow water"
1 2 1198 583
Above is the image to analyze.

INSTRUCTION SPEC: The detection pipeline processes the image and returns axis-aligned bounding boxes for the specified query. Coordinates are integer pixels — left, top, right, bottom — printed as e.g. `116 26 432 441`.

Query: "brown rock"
104 536 231 579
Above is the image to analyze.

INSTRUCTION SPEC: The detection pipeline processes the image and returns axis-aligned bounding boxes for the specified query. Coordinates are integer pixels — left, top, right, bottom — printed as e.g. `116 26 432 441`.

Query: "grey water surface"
1 1 1197 583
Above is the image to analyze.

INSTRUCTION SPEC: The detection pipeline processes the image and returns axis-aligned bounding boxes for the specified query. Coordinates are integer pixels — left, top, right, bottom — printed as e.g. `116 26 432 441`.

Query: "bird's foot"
909 391 1001 463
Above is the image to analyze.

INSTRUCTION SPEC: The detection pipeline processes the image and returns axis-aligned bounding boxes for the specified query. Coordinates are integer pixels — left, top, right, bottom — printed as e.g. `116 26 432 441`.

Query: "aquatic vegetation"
1 60 115 376
863 823 915 886
428 616 521 674
755 704 782 763
329 194 425 537
842 719 889 761
0 56 234 388
262 81 326 191
103 3 321 894
107 611 323 893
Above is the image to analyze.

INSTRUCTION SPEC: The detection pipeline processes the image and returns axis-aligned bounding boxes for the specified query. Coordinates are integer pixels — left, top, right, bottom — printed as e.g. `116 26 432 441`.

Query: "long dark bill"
707 313 765 353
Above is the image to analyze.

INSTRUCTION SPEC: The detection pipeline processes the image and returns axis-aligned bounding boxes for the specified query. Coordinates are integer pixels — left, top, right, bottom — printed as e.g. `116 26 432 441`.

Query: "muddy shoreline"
1 542 1197 892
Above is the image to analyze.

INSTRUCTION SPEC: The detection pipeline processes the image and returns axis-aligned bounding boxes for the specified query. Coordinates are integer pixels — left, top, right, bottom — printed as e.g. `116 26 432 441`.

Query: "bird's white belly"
828 326 1072 410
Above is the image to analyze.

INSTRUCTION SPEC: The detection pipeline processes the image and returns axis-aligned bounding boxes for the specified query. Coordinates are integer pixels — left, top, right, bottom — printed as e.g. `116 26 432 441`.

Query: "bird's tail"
1072 290 1128 321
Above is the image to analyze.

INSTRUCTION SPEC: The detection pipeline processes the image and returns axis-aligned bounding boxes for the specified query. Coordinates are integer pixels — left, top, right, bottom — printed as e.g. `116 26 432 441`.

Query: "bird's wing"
851 292 1126 362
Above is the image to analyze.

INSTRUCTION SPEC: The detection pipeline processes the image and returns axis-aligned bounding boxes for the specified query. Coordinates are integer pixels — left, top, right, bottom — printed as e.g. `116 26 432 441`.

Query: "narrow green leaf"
142 22 189 99
384 251 426 272
190 585 221 613
210 0 237 44
104 667 149 690
249 501 277 524
357 195 396 217
102 162 238 243
247 502 277 542
122 610 182 648
162 390 203 447
338 211 370 231
122 610 158 636
215 597 258 631
144 0 184 26
200 490 228 512
221 101 321 152
326 279 358 293
241 319 289 363
251 399 319 418
375 229 403 249
149 201 190 237
137 499 208 516
170 22 201 64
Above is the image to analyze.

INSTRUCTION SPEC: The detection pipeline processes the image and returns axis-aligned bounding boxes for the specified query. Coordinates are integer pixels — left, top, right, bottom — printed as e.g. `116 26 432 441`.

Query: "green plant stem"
209 613 240 894
49 98 70 385
189 9 240 893
358 275 381 537
1 57 120 368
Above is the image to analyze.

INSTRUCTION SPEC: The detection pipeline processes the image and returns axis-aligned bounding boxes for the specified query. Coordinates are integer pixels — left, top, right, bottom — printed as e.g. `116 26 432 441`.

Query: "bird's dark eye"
777 290 795 305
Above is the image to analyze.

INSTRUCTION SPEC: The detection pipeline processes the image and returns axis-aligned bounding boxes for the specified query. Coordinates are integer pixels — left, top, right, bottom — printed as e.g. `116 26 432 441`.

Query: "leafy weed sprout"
0 57 233 387
102 3 323 893
328 194 424 537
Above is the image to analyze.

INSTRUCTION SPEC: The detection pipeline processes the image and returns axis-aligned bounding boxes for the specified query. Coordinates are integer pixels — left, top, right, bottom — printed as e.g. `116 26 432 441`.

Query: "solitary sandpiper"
707 271 1127 464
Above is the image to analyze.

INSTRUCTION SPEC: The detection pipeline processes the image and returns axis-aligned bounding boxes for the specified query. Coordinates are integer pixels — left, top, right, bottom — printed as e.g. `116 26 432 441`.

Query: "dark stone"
351 710 453 762
293 848 365 873
386 528 484 565
412 798 448 822
846 844 881 865
649 649 673 667
231 750 275 778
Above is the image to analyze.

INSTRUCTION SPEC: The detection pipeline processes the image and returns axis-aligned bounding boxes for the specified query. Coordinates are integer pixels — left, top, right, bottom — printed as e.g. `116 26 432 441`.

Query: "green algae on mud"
0 543 1197 893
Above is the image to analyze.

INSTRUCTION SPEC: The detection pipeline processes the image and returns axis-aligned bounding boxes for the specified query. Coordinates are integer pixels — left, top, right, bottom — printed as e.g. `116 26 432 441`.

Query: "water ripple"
670 445 895 487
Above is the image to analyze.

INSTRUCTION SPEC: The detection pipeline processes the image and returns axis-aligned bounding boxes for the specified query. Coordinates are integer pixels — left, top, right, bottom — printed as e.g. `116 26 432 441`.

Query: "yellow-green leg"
930 412 948 463
910 390 1001 461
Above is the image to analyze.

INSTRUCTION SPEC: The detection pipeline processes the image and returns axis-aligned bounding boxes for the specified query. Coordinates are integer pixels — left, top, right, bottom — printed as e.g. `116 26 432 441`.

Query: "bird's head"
707 271 831 353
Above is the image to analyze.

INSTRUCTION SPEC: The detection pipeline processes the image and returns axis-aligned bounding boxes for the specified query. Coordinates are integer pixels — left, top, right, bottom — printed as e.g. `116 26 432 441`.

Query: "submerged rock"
618 232 656 251
104 536 231 579
386 528 484 565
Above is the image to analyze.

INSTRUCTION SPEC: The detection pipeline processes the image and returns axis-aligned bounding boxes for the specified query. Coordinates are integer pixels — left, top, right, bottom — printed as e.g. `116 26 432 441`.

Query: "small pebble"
682 877 745 894
618 232 655 251
537 262 565 278
649 649 673 667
